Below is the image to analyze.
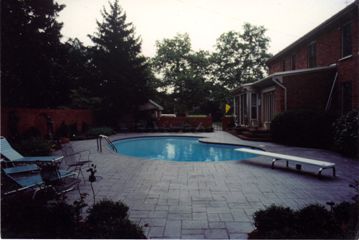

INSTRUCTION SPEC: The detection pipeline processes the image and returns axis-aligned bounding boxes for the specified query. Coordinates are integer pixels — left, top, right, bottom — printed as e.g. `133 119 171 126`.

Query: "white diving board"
236 148 336 177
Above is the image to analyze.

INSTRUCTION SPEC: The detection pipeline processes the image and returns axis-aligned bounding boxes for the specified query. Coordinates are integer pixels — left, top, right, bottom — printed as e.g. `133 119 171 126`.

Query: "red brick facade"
1 108 94 138
232 1 359 127
268 2 359 112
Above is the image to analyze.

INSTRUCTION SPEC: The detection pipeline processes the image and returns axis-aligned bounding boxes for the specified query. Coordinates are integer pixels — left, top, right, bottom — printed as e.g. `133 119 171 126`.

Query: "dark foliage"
2 197 77 238
252 205 296 238
1 0 69 107
1 197 146 239
333 110 359 157
270 109 337 148
249 201 359 239
12 137 52 156
83 199 146 239
86 127 116 138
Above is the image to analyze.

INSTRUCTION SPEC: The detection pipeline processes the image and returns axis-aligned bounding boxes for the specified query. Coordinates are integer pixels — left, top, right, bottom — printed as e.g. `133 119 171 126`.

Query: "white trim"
261 86 276 93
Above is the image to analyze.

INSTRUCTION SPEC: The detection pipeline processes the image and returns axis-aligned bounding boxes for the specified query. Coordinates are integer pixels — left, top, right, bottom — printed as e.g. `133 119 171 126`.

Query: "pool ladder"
97 135 117 152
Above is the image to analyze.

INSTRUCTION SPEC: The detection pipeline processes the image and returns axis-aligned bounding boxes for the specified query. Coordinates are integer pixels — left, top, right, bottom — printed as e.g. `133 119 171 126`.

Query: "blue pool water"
113 136 257 162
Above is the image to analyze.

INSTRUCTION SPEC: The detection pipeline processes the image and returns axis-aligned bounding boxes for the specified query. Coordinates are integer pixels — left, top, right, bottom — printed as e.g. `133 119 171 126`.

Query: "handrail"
97 135 117 152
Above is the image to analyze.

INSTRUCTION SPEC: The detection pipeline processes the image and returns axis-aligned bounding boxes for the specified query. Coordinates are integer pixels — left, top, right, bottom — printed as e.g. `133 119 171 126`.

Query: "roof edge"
267 0 358 64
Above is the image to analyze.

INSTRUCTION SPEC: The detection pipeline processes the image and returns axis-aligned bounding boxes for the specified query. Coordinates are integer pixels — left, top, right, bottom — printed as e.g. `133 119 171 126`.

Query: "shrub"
1 197 76 238
249 201 359 239
82 199 146 239
296 204 338 238
13 137 52 156
55 121 70 138
333 110 359 157
1 197 146 239
252 205 296 238
270 109 336 148
87 127 116 138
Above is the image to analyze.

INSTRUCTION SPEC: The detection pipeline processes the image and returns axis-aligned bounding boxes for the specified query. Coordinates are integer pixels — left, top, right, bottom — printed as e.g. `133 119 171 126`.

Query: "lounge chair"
2 163 80 199
0 136 63 164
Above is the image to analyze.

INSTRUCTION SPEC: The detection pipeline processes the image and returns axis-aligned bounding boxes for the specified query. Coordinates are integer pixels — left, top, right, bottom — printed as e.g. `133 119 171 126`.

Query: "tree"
88 0 150 124
63 38 101 109
212 23 271 89
152 34 211 114
1 0 68 107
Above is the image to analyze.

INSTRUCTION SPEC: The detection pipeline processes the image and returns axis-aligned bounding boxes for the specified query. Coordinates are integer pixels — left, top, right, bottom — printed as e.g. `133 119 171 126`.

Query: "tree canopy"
152 34 212 115
212 23 271 89
1 0 68 107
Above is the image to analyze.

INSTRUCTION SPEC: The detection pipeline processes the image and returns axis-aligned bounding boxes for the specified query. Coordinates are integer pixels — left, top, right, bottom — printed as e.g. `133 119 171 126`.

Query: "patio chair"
61 144 92 181
0 136 63 164
2 163 80 199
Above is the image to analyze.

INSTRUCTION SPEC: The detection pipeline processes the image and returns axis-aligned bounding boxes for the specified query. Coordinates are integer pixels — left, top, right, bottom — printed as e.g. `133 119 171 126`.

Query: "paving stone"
208 221 226 229
225 221 255 234
229 233 248 239
164 220 181 237
219 212 234 221
205 229 229 239
193 212 208 220
181 234 205 239
148 226 164 238
147 211 168 218
182 220 209 229
168 213 192 220
207 213 220 222
182 229 205 235
140 218 166 227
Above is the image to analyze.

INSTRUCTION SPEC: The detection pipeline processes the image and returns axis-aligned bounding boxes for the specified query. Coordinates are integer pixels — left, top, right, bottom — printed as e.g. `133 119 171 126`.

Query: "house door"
239 93 247 125
262 91 275 123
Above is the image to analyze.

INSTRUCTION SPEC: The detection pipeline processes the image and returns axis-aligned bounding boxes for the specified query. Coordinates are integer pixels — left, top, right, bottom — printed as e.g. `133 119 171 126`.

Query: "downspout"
272 77 287 111
325 72 338 111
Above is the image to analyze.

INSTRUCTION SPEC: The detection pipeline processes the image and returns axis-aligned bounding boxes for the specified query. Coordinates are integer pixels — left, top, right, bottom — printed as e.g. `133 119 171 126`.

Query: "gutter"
272 77 287 111
325 72 338 111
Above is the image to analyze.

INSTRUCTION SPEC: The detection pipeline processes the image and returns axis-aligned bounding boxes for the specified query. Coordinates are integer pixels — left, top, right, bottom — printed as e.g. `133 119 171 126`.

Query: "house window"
291 55 296 70
308 42 316 68
262 91 275 123
341 23 352 58
240 94 247 125
251 93 257 119
341 82 352 114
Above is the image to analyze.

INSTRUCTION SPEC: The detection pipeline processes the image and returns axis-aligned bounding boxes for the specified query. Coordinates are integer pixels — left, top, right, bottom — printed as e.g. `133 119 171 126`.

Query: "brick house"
232 0 358 129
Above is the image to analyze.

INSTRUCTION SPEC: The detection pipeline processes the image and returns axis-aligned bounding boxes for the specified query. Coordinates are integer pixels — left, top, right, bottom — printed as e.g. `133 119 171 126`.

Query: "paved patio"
65 131 359 239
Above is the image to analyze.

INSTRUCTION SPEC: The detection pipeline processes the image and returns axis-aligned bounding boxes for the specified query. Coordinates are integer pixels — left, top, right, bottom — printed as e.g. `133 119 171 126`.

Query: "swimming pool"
112 136 257 162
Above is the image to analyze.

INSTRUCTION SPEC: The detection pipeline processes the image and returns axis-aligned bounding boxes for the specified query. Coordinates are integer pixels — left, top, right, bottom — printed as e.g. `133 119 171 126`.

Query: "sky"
57 0 355 57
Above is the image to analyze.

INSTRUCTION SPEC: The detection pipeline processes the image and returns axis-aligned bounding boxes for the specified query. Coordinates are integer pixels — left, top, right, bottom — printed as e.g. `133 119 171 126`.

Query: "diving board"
235 148 336 177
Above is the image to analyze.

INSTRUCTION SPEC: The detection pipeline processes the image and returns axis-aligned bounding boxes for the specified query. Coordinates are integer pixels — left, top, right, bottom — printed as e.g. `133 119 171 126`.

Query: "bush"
87 127 116 138
249 201 359 239
1 197 146 239
252 205 296 238
13 137 52 156
270 109 336 148
83 199 146 239
1 197 77 238
296 204 338 238
333 110 359 157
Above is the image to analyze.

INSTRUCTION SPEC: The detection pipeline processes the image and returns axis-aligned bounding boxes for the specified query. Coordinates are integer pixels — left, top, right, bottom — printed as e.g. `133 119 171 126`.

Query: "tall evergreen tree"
1 0 68 107
88 0 150 123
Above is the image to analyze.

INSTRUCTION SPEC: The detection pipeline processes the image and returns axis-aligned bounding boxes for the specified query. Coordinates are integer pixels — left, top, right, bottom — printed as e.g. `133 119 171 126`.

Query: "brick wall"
283 70 336 111
158 116 212 128
1 108 94 138
268 6 359 111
